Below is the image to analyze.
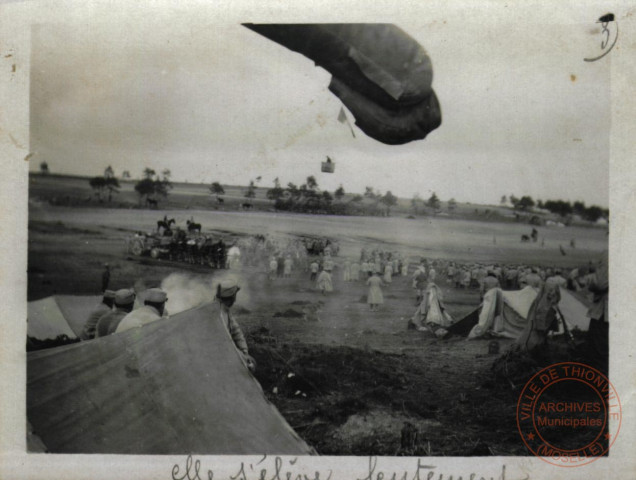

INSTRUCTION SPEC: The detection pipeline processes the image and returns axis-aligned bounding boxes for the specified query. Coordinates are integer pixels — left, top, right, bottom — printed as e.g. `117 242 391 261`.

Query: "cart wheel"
131 241 143 256
150 248 160 259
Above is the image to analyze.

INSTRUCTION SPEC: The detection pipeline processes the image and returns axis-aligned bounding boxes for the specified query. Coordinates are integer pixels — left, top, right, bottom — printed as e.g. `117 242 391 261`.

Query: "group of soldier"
82 287 169 339
81 280 256 372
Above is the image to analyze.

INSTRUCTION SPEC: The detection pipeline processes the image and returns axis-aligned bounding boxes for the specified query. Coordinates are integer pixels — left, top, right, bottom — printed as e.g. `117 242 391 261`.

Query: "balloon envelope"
243 23 442 145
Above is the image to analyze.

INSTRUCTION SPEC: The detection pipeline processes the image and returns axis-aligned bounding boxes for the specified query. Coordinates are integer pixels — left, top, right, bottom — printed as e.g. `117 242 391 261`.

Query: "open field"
27 200 607 455
29 172 607 227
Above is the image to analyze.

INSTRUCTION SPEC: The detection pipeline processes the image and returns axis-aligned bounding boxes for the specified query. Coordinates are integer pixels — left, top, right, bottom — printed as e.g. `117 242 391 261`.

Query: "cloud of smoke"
159 271 251 315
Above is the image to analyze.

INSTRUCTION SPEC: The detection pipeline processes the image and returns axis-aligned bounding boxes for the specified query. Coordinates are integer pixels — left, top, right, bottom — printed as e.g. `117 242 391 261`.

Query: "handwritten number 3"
584 16 618 62
601 22 610 49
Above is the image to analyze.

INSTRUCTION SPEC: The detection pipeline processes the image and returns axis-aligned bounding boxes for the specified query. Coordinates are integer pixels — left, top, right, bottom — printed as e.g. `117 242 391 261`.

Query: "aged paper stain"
8 133 25 149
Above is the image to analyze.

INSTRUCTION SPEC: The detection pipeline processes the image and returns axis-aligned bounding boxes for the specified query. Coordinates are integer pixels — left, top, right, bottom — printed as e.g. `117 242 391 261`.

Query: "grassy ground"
26 201 607 455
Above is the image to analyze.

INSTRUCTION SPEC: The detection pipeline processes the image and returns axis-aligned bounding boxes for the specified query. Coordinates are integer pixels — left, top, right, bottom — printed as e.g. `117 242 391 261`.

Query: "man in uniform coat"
95 289 135 337
81 289 115 340
116 288 168 333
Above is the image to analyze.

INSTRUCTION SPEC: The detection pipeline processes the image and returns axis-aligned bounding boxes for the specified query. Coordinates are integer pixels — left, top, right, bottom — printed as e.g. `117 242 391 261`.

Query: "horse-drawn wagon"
127 230 228 268
127 233 172 259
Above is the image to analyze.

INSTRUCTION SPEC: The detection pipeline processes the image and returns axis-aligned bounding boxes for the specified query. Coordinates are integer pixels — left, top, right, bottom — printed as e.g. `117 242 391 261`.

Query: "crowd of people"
236 235 309 273
100 227 608 368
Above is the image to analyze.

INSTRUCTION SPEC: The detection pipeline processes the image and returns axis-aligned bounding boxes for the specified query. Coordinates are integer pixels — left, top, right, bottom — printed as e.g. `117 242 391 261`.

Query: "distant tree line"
224 177 401 216
410 192 453 215
502 194 608 222
87 166 173 207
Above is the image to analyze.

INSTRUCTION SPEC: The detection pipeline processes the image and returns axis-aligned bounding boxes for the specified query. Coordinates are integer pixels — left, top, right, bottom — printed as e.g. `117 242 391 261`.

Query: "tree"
573 201 586 216
210 182 225 198
39 161 49 174
89 176 107 201
381 191 398 215
583 205 604 222
155 178 172 198
448 198 457 212
306 176 318 191
135 178 156 205
134 167 171 206
104 165 114 179
266 177 285 202
122 170 131 179
364 186 377 198
427 192 440 211
543 199 573 217
500 195 507 205
334 184 345 200
517 196 535 211
105 177 120 202
143 168 156 180
244 180 256 200
286 182 301 200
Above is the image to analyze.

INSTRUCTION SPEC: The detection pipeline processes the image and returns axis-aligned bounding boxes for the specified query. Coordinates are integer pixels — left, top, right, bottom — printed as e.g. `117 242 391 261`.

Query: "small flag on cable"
337 107 356 138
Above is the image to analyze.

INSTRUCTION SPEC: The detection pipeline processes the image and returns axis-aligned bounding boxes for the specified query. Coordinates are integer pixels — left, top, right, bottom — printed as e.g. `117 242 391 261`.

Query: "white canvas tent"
410 283 454 330
27 295 102 340
27 301 315 454
458 286 590 340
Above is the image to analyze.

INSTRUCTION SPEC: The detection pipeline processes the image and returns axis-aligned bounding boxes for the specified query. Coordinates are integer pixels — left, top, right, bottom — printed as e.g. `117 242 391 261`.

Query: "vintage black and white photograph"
2 1 634 478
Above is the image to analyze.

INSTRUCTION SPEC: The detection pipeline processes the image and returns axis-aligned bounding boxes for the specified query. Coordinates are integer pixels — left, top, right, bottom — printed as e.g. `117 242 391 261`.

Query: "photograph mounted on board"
26 15 610 458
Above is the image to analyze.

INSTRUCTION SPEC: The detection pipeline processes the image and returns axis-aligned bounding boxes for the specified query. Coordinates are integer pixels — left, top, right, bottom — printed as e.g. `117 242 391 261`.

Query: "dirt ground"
26 204 606 456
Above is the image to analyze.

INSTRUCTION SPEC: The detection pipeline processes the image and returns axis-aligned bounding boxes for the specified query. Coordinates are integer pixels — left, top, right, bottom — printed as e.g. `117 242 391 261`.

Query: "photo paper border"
1 1 634 479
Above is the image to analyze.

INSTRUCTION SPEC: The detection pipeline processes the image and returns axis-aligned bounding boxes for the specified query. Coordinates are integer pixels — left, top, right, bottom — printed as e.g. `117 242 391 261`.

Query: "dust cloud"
159 272 251 314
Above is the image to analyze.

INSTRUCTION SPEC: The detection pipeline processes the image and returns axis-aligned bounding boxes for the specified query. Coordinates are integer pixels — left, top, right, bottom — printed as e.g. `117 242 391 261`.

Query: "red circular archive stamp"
516 362 621 467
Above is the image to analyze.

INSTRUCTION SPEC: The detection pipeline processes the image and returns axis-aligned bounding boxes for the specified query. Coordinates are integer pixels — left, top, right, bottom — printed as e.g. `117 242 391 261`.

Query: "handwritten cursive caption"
171 455 530 480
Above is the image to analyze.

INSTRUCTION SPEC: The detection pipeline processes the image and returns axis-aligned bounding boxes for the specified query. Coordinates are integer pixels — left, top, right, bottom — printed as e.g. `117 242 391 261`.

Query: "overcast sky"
30 12 610 207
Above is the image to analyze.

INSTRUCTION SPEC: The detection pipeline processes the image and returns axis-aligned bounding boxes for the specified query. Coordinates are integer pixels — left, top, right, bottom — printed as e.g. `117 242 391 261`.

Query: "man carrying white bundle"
116 288 168 333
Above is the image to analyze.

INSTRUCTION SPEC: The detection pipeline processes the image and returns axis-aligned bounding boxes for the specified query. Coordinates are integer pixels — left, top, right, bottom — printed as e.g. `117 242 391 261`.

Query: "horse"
241 203 253 210
186 219 202 233
157 217 176 234
146 197 158 209
531 228 538 242
521 234 530 242
216 197 224 204
168 229 188 262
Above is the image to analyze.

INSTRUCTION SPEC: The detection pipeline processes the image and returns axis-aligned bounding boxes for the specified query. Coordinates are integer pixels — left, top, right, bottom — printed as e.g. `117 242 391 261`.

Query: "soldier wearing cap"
81 289 115 340
216 280 256 372
95 289 136 338
525 267 543 289
116 288 168 334
412 264 428 305
549 268 567 287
